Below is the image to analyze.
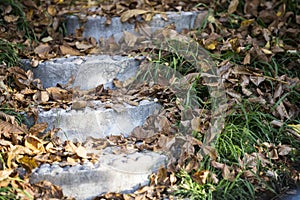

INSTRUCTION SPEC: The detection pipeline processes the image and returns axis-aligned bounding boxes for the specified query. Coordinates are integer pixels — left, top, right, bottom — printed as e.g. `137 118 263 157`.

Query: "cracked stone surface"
65 11 208 41
21 55 142 89
30 147 167 200
37 100 161 142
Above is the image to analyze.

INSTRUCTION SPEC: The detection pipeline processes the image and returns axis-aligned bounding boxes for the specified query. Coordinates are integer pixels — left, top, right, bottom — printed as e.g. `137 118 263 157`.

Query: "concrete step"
22 55 142 90
24 11 209 199
38 100 160 142
65 11 207 41
30 147 167 200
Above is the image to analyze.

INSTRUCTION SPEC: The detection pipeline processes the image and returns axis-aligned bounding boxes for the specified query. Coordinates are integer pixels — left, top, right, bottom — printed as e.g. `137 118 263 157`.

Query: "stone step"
22 55 142 90
30 147 167 200
38 100 160 142
65 11 207 41
24 11 209 199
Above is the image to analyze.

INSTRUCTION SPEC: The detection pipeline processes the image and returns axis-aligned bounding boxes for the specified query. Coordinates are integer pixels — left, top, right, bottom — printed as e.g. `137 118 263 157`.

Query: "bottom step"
30 147 167 200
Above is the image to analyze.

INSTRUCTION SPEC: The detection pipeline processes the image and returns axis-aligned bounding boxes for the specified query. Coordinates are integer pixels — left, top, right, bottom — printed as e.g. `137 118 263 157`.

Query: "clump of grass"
0 39 21 67
0 0 36 41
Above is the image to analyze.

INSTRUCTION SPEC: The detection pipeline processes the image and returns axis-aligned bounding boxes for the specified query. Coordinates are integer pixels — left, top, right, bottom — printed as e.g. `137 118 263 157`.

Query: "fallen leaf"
228 0 239 14
0 169 13 181
29 123 48 136
34 44 51 59
25 135 45 153
75 145 88 158
120 9 149 22
192 170 210 185
17 155 38 171
60 45 81 56
4 15 19 23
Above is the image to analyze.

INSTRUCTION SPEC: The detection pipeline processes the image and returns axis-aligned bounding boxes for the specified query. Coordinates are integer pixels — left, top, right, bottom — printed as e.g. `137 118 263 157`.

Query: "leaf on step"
59 45 81 56
46 87 70 101
120 9 149 22
75 145 88 158
64 140 77 153
34 43 52 59
7 145 33 168
123 31 138 47
75 41 93 51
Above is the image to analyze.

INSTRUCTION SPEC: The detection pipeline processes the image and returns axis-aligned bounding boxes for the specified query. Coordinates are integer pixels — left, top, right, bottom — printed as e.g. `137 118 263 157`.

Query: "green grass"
0 0 36 42
0 39 21 67
173 99 300 199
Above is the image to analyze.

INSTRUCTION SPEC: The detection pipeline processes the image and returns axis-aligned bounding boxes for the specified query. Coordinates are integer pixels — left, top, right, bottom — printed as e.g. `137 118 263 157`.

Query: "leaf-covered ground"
0 0 300 199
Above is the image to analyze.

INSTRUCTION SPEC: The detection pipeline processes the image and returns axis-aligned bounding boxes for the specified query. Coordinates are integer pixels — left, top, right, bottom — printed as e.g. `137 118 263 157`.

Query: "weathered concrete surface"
21 55 142 89
38 100 160 142
65 11 208 41
30 147 167 200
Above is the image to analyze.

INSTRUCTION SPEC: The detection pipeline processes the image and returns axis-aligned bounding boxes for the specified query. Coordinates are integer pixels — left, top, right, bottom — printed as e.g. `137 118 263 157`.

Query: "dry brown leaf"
75 41 93 50
47 5 57 16
228 0 239 14
60 45 81 56
123 31 138 47
75 145 88 158
0 120 24 136
192 170 210 185
243 53 251 65
4 15 19 23
34 43 51 59
29 123 48 136
46 87 70 101
33 180 64 199
120 9 149 22
64 141 77 153
25 135 45 153
0 169 13 181
278 145 293 156
191 117 201 132
275 102 289 119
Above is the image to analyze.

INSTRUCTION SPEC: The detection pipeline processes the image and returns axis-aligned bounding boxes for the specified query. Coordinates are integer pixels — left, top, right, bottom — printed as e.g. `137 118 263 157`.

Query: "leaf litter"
0 0 300 199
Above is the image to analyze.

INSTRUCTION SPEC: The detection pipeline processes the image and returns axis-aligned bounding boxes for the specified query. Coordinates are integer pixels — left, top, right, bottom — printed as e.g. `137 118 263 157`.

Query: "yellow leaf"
17 155 38 171
240 19 255 27
207 15 216 23
288 124 300 134
205 41 218 50
276 11 282 17
25 135 45 153
261 48 273 54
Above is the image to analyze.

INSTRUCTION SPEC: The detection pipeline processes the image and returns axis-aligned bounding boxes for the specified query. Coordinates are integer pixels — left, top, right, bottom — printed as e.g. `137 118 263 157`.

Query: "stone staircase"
22 10 208 200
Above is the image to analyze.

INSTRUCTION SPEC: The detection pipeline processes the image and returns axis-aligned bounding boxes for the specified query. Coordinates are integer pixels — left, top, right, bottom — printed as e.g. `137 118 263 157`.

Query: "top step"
65 11 207 40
